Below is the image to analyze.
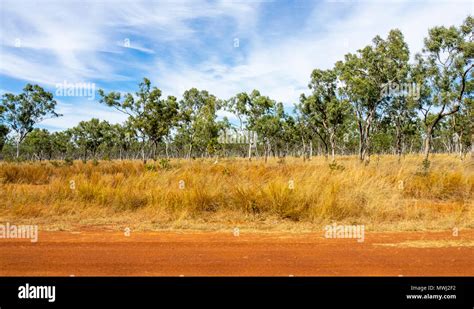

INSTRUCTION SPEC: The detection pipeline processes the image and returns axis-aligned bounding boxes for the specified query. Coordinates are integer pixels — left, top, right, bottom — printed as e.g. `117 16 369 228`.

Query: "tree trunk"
358 128 364 162
302 139 306 161
329 131 336 162
187 144 192 160
248 138 252 161
471 130 474 159
16 140 20 158
423 127 433 162
395 121 403 162
142 146 146 164
264 142 268 163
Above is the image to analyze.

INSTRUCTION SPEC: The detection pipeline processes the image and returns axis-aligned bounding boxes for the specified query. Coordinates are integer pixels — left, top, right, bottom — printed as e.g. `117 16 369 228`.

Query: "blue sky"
0 0 472 131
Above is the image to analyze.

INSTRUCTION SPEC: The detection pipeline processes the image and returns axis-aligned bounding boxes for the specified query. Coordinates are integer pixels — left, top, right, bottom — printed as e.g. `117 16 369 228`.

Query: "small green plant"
159 158 171 170
50 160 61 167
422 158 430 170
92 159 99 166
222 167 231 176
329 161 345 171
419 158 430 175
145 163 157 171
64 157 74 166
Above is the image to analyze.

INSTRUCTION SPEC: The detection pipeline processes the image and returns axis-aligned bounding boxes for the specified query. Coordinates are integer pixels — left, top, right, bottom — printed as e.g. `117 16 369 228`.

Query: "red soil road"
0 230 473 276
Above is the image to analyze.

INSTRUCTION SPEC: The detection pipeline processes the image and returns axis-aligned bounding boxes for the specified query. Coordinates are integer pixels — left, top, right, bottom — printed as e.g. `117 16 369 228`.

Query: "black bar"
0 277 473 308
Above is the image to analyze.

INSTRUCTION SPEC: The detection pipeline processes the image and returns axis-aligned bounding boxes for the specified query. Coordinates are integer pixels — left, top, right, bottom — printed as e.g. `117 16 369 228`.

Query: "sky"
0 0 472 131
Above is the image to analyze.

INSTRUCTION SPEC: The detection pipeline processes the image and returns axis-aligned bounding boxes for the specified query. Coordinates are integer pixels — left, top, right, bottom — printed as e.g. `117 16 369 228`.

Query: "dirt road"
0 230 473 276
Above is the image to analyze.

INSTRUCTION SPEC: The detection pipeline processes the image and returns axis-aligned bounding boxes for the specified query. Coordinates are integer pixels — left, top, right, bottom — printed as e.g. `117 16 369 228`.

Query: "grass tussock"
0 155 472 231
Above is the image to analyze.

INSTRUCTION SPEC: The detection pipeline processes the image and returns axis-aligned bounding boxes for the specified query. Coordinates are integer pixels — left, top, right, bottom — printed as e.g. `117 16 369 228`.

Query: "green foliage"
328 161 345 171
415 16 473 160
71 118 111 161
99 78 179 161
145 163 157 172
297 67 352 159
177 88 222 157
336 29 411 161
159 158 171 170
1 84 60 157
64 157 74 166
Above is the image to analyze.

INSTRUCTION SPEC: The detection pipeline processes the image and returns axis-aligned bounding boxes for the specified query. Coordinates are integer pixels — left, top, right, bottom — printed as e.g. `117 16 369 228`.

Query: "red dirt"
0 230 473 276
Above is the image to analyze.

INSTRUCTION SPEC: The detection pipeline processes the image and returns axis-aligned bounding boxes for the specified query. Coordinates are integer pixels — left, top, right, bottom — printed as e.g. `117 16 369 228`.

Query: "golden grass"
0 154 472 232
374 240 474 248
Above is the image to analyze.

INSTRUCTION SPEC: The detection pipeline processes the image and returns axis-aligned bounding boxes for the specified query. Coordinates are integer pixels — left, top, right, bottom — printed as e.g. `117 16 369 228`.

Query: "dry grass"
0 154 472 232
374 240 474 248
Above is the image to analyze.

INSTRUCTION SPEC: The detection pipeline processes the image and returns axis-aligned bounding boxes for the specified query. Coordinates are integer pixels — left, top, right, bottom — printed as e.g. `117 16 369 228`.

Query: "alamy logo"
324 223 365 243
0 223 38 242
218 129 258 144
18 284 55 303
55 80 96 100
380 82 420 100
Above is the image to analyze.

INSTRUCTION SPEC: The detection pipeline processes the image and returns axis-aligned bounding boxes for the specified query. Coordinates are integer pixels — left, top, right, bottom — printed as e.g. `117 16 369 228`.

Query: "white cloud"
0 0 261 86
154 0 472 109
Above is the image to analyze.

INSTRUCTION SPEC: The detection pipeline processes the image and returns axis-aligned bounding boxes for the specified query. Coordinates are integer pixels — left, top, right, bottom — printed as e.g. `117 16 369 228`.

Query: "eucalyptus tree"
216 116 232 157
458 94 473 158
252 101 282 162
0 84 60 158
107 122 136 160
51 130 74 160
228 90 274 160
298 68 352 161
0 105 9 154
23 128 53 160
414 16 473 162
71 118 111 161
279 114 299 157
99 78 178 163
293 111 315 160
177 88 223 158
143 95 179 159
336 29 410 163
377 43 417 160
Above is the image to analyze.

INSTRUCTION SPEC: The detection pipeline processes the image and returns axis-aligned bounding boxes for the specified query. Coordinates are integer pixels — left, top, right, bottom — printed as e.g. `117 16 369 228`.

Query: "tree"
216 116 232 157
71 118 111 161
23 128 53 160
99 78 177 162
106 123 136 160
228 90 274 160
51 130 74 160
0 125 8 155
177 88 222 158
298 68 351 161
294 111 315 160
414 16 473 162
0 105 9 154
142 94 179 160
336 29 410 163
253 101 281 162
1 84 60 158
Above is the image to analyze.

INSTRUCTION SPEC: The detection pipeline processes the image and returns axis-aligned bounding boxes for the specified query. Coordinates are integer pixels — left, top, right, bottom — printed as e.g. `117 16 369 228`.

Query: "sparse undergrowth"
0 154 472 232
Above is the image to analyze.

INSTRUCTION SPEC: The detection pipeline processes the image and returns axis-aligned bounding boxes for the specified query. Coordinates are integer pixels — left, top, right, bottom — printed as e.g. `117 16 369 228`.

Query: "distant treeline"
0 16 472 163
